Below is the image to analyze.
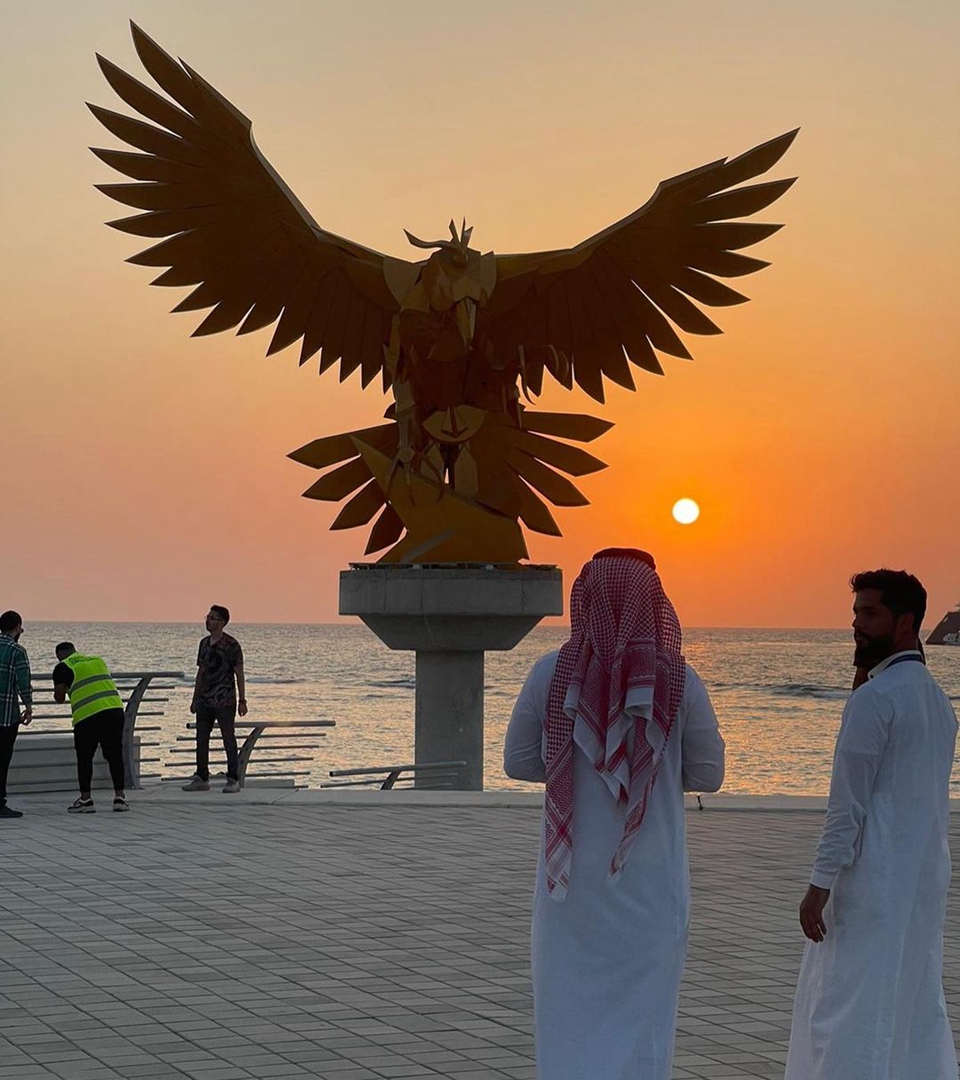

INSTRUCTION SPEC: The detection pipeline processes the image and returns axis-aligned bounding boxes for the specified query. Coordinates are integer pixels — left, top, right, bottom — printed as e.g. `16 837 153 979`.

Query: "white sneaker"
182 775 210 792
222 779 241 794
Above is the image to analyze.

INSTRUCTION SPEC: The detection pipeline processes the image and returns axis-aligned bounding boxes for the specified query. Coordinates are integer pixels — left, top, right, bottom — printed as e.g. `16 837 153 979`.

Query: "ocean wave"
713 682 848 701
363 680 516 696
771 683 849 700
364 677 417 690
245 676 309 685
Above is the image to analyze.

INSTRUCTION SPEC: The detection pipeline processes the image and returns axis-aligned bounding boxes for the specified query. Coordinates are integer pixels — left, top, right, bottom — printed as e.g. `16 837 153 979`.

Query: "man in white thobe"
504 549 725 1080
786 569 959 1079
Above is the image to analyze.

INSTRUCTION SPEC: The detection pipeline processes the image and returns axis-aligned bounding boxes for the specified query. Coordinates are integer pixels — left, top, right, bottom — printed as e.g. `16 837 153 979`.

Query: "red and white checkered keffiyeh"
543 553 686 900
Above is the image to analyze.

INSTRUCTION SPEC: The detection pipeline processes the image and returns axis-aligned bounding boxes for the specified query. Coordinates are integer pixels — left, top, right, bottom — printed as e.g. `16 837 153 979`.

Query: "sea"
22 624 960 795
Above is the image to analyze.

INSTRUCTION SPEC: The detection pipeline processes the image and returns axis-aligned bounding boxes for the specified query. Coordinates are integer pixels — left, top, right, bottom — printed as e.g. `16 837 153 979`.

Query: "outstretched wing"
89 22 407 388
482 130 798 402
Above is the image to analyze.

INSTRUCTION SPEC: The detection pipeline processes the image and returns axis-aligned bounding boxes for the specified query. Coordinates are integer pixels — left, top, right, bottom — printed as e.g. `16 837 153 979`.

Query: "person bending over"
54 643 128 813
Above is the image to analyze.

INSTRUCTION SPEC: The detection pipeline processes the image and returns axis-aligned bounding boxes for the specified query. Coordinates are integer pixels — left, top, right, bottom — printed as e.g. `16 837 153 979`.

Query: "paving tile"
2 799 960 1079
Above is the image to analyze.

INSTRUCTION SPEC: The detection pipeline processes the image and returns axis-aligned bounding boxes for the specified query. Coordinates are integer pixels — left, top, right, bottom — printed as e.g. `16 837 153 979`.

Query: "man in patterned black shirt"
182 605 247 794
1 610 33 819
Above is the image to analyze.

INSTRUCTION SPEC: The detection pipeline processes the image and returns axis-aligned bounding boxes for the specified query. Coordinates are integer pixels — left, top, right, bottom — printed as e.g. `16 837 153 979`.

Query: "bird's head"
404 219 475 268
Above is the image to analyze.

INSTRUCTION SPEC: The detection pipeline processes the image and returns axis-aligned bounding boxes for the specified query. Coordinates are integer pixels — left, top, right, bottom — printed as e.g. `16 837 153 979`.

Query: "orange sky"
2 1 958 628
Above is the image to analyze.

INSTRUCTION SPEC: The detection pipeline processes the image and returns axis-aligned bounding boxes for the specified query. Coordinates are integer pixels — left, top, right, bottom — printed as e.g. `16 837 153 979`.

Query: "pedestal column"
340 564 563 790
415 650 485 789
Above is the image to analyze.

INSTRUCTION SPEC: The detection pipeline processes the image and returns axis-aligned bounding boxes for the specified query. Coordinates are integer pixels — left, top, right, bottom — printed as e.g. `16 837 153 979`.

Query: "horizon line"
21 619 855 632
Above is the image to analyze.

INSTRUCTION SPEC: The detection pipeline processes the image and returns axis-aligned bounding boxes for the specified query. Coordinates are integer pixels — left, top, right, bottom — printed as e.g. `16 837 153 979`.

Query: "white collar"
868 649 923 679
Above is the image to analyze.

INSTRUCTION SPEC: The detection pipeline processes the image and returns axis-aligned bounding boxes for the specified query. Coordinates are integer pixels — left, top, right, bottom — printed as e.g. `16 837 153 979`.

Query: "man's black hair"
851 569 927 633
56 642 76 658
210 604 230 625
0 610 22 634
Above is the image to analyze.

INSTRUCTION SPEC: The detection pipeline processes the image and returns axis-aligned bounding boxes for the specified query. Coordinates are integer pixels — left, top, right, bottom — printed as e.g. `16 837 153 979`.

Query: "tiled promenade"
2 790 960 1080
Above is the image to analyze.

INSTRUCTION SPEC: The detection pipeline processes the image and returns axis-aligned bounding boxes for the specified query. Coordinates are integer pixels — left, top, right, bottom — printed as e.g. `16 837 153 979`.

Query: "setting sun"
672 498 700 525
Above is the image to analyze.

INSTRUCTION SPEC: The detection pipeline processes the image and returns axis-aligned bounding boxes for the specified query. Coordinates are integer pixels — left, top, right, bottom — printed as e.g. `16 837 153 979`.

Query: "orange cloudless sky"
2 0 958 628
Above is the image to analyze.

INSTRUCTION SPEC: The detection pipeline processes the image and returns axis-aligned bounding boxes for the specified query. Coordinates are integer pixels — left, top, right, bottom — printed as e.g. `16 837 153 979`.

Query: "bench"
322 761 467 790
8 671 184 793
163 719 336 788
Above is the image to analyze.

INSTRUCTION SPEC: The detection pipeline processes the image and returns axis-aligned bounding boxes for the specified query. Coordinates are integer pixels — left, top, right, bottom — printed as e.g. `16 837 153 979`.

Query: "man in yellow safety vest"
53 643 129 812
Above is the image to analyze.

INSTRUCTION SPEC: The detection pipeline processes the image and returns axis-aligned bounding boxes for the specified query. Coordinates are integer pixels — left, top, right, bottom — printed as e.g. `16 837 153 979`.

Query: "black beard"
854 633 896 669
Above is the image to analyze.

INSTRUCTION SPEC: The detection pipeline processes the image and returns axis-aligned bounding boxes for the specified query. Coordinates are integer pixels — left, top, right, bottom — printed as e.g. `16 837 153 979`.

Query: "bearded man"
786 568 959 1079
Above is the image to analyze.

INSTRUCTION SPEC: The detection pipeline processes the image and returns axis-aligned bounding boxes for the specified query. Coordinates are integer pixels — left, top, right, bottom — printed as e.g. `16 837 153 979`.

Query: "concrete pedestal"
7 733 142 794
340 564 563 790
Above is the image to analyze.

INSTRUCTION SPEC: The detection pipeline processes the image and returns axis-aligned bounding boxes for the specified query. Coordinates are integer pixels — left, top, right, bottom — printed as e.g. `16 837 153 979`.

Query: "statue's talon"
385 455 410 499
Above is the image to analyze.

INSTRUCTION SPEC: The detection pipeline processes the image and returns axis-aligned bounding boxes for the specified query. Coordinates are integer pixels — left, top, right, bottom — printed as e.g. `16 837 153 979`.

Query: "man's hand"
21 706 32 726
799 884 830 942
189 699 197 715
238 699 248 718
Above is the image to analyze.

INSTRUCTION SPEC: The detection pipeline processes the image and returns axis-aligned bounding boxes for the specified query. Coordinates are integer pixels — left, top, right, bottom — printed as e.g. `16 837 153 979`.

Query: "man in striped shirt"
0 610 33 819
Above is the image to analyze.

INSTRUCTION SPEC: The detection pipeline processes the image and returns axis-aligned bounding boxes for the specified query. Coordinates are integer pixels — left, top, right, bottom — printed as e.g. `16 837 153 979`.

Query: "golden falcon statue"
90 23 797 563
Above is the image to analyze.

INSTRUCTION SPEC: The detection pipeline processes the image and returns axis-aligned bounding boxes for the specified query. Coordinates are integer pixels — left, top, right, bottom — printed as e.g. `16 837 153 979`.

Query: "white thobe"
504 652 725 1080
786 651 959 1080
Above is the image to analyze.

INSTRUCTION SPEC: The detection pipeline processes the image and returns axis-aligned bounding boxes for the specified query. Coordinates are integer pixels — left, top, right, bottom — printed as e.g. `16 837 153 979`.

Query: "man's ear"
895 611 918 645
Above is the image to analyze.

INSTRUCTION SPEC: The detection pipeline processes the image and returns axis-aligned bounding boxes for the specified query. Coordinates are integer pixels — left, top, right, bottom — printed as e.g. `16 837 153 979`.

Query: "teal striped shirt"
0 633 31 727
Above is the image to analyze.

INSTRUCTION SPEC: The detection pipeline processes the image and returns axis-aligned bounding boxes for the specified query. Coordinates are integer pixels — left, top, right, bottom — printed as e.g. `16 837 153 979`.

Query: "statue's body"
91 23 797 562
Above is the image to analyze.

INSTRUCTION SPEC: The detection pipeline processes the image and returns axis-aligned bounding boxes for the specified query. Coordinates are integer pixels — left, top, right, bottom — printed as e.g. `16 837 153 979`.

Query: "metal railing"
164 719 336 788
25 671 185 789
322 761 467 790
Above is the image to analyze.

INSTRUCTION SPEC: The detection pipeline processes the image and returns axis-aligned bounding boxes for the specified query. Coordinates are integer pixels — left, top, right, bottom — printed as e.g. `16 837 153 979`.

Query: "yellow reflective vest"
62 653 124 726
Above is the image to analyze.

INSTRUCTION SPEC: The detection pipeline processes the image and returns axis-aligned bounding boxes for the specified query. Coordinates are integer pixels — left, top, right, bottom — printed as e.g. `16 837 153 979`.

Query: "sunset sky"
3 1 958 628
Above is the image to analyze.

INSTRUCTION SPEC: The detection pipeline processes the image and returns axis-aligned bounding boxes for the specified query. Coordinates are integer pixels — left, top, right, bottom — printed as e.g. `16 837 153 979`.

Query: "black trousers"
0 724 18 805
74 708 125 793
195 704 239 782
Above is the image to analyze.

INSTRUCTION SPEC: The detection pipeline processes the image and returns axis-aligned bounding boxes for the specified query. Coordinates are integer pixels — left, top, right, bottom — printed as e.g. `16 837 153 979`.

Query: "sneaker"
0 804 23 819
113 796 130 812
182 775 210 792
222 779 241 794
68 798 95 814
